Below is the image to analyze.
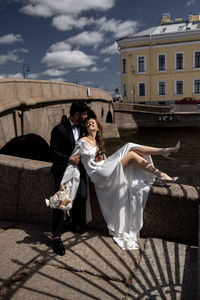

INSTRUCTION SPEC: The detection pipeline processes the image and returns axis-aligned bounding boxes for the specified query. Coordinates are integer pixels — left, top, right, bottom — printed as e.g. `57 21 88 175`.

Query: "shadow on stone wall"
0 154 199 245
0 134 52 162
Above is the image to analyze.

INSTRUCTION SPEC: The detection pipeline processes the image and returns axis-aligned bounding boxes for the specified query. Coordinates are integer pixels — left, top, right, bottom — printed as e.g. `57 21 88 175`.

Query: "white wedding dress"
61 139 155 250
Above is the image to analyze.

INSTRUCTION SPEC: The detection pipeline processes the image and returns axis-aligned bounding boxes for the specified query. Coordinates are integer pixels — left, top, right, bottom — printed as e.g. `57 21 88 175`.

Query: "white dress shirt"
69 118 80 142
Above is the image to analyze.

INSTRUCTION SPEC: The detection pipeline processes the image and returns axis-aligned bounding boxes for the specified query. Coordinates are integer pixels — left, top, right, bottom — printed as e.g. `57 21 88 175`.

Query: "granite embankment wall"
0 154 199 246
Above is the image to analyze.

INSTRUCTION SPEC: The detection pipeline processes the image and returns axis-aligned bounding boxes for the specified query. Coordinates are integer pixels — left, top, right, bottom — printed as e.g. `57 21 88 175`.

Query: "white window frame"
138 82 146 96
137 55 146 73
193 79 200 94
175 80 184 95
194 51 200 69
175 52 184 70
158 81 166 96
157 53 166 72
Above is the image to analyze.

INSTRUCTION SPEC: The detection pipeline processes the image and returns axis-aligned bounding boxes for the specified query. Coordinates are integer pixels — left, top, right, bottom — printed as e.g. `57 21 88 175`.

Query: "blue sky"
0 0 199 95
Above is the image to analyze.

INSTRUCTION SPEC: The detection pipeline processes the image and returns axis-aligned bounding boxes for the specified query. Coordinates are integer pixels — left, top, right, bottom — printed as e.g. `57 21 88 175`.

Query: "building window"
194 51 200 68
175 53 184 70
194 79 200 93
122 58 126 74
158 81 166 95
158 54 166 71
176 80 184 94
123 84 127 97
137 56 145 73
160 27 167 33
178 25 184 31
138 83 145 96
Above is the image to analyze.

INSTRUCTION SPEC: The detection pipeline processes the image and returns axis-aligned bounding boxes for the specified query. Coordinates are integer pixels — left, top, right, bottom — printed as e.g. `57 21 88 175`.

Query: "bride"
60 117 180 250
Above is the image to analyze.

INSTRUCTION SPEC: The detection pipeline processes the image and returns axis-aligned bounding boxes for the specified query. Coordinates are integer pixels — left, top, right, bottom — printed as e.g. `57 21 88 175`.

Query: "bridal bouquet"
45 189 72 214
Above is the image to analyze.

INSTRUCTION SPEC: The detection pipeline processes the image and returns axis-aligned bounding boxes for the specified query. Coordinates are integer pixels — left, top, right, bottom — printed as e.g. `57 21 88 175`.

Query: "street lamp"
23 64 30 79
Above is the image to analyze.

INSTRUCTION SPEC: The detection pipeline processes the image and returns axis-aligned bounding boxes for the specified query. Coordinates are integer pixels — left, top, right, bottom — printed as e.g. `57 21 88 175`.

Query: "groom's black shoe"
53 238 65 256
71 224 85 235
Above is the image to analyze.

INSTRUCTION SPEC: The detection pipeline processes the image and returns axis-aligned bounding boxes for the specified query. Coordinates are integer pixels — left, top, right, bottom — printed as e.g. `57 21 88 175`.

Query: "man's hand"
69 155 80 165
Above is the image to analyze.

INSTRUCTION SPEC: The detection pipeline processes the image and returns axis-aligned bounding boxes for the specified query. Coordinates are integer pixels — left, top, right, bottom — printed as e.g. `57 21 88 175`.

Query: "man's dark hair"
70 102 88 117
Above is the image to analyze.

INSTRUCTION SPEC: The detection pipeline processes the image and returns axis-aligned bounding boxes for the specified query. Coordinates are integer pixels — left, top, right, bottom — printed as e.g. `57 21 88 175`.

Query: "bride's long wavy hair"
85 117 106 162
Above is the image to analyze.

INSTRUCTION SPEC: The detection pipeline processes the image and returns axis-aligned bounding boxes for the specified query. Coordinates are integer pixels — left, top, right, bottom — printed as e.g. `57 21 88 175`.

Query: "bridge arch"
106 110 113 123
0 133 52 162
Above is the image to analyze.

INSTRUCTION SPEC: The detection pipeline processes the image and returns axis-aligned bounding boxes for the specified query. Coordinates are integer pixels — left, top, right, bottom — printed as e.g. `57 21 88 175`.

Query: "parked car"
177 97 200 104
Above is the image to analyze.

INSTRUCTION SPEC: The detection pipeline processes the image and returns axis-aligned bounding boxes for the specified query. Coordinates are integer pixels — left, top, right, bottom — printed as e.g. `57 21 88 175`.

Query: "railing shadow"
0 227 139 300
127 238 198 299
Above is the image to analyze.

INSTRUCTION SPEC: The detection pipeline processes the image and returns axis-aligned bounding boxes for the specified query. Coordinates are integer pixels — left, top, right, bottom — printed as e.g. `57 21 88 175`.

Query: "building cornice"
120 40 200 53
117 29 200 49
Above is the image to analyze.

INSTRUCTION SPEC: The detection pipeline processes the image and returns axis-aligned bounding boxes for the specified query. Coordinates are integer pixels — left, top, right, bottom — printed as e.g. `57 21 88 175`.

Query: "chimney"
189 14 200 23
174 18 183 23
160 13 171 25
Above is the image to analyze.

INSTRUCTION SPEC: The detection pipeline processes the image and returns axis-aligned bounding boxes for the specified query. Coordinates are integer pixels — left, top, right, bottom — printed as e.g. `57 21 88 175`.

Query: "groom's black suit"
50 118 87 237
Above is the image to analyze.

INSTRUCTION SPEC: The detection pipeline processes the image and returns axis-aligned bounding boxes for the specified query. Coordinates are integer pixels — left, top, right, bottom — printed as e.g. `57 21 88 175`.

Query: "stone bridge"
0 79 119 158
0 81 200 297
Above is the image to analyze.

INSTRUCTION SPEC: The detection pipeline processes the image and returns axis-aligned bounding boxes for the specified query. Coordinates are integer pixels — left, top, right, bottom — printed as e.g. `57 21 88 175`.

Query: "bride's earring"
162 141 180 159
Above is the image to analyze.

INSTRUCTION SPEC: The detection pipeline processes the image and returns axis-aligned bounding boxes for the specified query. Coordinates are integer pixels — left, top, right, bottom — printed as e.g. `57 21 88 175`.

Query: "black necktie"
73 124 80 129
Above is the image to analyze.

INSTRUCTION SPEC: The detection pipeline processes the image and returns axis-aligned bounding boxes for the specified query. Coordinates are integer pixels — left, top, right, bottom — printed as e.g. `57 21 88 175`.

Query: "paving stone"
0 228 50 289
6 265 129 300
126 238 198 300
0 225 144 299
49 230 145 282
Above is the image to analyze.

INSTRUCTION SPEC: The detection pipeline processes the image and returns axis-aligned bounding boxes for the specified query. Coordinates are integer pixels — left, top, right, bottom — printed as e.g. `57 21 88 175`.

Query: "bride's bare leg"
132 141 180 157
121 151 172 180
131 145 163 157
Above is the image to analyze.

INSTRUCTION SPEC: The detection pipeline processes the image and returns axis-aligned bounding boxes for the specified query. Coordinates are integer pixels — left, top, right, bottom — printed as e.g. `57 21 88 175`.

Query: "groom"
50 102 89 255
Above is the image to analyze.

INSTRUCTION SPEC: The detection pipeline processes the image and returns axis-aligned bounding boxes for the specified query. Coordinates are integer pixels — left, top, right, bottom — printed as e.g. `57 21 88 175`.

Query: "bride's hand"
69 155 80 165
59 184 65 191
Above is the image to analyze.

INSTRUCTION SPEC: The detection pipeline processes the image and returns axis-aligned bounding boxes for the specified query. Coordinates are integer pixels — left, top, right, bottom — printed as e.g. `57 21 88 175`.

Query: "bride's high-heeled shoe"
162 141 180 159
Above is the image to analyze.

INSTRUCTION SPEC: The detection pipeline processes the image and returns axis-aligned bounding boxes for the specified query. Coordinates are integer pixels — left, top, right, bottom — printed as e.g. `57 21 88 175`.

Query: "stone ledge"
0 154 199 245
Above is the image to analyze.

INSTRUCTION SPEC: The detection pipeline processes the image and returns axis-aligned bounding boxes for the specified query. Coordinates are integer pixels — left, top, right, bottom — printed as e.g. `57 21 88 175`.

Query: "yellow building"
117 13 200 104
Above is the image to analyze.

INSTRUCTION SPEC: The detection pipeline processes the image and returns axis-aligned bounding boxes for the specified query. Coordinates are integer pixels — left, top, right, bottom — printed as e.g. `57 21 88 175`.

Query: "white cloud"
100 42 119 55
186 0 195 6
41 49 96 69
19 0 115 17
78 67 88 72
42 68 68 76
67 31 104 46
28 73 39 79
0 48 28 66
0 52 18 65
103 57 111 63
52 15 93 31
0 33 23 44
49 77 66 82
13 48 29 54
90 66 106 72
97 17 140 38
50 41 71 52
0 73 23 79
52 14 140 39
81 80 95 86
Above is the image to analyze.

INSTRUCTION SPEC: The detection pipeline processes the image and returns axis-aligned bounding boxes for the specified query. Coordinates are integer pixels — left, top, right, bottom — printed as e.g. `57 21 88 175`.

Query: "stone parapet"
0 79 112 113
0 154 199 245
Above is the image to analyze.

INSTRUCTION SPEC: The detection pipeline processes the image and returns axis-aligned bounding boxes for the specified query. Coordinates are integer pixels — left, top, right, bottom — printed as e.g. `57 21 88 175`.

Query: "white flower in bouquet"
45 190 72 214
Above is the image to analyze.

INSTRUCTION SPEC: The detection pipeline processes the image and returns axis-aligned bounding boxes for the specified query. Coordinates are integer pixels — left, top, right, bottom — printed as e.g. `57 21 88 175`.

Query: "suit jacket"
50 118 86 177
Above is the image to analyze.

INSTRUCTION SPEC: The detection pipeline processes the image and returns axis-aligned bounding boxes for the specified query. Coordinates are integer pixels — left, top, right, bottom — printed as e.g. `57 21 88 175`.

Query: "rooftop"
117 13 200 41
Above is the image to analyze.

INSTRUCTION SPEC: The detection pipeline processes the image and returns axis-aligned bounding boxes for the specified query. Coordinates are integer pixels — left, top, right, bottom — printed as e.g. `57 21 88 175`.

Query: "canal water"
105 127 200 187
